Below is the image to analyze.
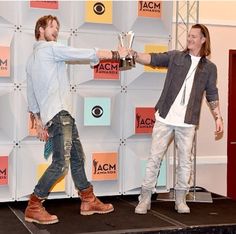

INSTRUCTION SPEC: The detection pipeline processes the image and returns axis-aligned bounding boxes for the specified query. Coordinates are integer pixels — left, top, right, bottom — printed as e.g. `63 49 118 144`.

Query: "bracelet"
132 50 138 60
111 50 120 61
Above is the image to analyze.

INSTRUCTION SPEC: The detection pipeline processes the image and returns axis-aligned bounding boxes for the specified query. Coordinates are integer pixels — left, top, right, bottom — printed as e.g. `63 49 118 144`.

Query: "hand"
215 117 223 138
36 120 49 142
118 45 128 58
37 127 49 142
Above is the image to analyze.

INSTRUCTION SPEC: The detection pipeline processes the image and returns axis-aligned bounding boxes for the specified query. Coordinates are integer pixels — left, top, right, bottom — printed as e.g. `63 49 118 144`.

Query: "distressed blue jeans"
34 110 90 198
142 120 196 192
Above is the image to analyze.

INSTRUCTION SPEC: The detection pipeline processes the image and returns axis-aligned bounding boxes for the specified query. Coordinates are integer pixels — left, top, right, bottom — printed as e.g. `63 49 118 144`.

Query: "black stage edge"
1 193 236 234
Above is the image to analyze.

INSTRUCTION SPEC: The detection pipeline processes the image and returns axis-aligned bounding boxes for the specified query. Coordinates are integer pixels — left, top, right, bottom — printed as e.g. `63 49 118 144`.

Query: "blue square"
84 97 111 126
141 159 167 186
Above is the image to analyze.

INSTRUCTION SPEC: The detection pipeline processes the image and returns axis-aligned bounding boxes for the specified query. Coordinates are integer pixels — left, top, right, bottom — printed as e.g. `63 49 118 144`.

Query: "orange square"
30 1 58 9
94 61 120 80
92 152 118 181
0 156 8 185
0 46 10 77
135 107 155 134
138 1 162 18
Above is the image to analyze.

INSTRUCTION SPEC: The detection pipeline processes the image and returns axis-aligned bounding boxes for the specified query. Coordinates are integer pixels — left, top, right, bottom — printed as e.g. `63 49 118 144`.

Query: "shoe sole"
25 217 59 224
135 210 147 214
176 210 190 213
80 207 114 216
175 205 190 213
135 204 151 214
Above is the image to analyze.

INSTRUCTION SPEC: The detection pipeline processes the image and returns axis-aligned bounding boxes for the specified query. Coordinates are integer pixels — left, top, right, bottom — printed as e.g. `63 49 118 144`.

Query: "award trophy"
118 31 135 70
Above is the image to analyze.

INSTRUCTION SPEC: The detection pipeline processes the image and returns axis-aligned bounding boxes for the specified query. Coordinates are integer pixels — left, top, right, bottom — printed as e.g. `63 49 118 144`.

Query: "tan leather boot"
79 186 114 215
25 194 59 224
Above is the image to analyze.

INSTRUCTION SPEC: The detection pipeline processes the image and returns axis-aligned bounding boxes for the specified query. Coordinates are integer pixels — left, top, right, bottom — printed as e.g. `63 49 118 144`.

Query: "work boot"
25 194 59 224
79 185 114 215
135 187 152 214
175 190 190 213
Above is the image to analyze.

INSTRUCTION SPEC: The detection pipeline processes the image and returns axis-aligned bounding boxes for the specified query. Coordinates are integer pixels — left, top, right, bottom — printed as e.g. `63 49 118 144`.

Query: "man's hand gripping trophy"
117 31 136 70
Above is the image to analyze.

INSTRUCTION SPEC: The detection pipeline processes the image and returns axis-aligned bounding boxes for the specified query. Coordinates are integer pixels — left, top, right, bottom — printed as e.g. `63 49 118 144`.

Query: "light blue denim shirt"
26 41 99 125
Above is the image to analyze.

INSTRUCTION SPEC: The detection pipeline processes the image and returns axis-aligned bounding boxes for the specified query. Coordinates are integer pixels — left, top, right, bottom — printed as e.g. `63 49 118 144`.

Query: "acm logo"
139 1 161 11
93 159 116 175
0 46 10 76
138 1 161 18
92 152 118 181
135 107 155 134
94 62 119 73
136 114 155 128
0 168 7 177
0 59 7 70
94 61 119 80
0 156 8 184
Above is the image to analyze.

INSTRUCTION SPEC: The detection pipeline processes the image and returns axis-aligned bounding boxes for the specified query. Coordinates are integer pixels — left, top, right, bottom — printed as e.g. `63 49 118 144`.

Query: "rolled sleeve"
90 47 99 67
205 63 219 102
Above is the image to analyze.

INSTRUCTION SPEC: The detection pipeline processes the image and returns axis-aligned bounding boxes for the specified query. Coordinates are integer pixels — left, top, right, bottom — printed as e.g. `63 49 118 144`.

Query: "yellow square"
85 0 112 24
37 163 65 192
144 44 168 73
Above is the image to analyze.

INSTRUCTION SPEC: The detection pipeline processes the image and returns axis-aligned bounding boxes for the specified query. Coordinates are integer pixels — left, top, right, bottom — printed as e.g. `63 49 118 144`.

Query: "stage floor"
1 193 236 234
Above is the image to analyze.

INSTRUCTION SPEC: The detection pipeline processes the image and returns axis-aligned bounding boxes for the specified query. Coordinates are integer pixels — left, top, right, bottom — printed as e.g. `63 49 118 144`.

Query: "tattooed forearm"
208 101 223 121
208 101 219 111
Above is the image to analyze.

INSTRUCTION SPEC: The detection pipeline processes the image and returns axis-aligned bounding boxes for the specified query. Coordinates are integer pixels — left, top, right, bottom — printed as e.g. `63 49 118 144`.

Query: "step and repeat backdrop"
0 0 173 202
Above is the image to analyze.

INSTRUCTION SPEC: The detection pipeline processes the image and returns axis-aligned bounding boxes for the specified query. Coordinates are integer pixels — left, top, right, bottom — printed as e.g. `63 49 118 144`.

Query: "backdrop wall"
0 0 173 202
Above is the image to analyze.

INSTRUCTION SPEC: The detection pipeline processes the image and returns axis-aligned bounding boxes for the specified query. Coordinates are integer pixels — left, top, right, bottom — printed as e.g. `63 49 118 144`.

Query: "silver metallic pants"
142 120 196 191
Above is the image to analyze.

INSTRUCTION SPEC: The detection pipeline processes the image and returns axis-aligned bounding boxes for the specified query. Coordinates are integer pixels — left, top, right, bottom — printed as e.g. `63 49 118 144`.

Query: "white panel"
122 1 173 37
0 86 15 141
14 30 34 85
15 87 73 142
16 143 72 201
71 32 124 87
0 0 174 201
124 36 170 89
18 1 74 31
0 1 19 25
0 28 14 46
71 140 121 197
15 87 31 142
73 87 122 141
123 89 160 139
123 139 169 195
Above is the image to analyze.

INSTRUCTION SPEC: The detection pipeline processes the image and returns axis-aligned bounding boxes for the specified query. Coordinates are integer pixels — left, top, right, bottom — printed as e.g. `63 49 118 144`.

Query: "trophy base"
119 57 135 71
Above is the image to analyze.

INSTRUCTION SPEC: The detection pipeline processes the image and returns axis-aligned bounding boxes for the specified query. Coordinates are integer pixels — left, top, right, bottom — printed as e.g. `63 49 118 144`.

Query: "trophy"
118 31 135 70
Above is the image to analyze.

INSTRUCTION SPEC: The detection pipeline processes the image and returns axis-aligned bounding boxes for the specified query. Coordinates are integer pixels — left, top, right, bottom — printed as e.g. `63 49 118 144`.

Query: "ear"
201 36 206 44
39 26 44 35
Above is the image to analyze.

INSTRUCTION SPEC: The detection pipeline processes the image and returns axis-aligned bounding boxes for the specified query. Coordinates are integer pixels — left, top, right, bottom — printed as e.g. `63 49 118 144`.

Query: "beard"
44 32 57 42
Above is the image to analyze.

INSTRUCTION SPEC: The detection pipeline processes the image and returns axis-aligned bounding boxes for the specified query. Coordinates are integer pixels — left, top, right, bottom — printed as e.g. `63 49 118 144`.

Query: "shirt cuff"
90 47 100 67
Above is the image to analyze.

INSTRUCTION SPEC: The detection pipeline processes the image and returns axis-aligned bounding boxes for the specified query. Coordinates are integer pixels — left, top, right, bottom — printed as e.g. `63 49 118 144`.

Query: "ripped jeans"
34 110 90 198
